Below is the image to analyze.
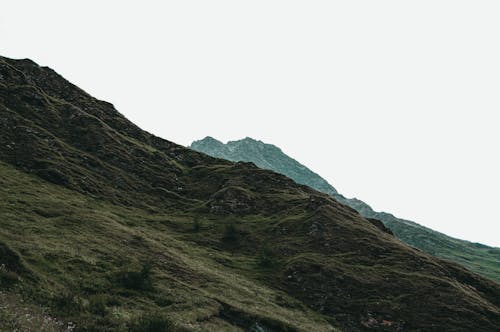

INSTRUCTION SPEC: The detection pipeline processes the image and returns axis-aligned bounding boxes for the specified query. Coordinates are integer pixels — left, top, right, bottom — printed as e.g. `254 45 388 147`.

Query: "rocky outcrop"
209 186 256 214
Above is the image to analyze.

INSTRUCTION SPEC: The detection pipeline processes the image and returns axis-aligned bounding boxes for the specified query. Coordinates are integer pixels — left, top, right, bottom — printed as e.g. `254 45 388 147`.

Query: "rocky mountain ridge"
1 56 499 331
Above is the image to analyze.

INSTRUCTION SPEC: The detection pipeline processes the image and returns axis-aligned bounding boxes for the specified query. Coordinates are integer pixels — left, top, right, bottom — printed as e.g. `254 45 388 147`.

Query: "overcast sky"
2 1 499 246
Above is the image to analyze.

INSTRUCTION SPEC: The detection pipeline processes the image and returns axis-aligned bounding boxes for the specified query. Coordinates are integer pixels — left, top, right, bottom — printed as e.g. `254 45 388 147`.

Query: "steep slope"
1 56 499 332
192 137 339 197
191 137 500 283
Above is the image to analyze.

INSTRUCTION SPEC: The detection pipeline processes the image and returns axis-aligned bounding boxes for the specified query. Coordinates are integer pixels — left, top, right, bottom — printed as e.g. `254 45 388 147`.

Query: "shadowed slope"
191 137 500 282
1 56 499 331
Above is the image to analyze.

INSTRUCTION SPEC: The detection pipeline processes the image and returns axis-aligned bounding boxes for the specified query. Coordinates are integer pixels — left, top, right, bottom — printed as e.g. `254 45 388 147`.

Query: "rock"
209 186 256 215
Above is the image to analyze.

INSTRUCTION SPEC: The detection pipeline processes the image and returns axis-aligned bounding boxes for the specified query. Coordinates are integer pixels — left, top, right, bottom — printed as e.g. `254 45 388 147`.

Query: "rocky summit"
191 136 500 283
1 56 499 331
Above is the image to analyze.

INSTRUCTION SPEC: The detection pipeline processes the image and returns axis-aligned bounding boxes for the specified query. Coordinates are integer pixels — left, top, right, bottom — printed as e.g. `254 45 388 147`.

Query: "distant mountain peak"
192 136 223 145
240 136 257 142
192 136 339 196
191 136 500 282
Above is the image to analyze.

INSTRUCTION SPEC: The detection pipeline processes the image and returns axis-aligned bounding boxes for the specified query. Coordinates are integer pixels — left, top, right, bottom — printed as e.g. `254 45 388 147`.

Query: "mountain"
0 56 499 332
190 137 500 283
191 137 339 198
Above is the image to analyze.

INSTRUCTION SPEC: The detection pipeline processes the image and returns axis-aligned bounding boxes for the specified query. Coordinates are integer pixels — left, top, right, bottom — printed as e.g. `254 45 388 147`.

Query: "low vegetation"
191 136 500 282
129 312 174 332
1 56 499 331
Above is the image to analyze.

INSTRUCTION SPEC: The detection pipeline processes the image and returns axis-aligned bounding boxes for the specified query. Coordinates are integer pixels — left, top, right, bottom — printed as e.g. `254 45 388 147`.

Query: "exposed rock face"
367 218 394 236
209 186 256 214
191 136 500 282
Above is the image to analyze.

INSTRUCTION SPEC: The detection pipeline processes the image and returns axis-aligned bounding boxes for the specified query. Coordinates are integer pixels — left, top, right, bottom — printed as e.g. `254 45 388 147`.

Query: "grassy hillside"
191 137 500 282
0 161 335 331
1 56 499 331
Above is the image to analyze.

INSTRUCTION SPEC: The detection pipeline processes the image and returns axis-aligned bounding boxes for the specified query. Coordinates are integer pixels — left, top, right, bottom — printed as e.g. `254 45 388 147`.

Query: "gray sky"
2 1 499 246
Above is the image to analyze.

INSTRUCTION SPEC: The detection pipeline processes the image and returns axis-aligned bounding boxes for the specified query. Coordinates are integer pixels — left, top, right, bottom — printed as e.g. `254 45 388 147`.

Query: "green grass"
0 161 336 331
386 218 500 282
191 137 500 283
1 56 499 331
2 159 498 330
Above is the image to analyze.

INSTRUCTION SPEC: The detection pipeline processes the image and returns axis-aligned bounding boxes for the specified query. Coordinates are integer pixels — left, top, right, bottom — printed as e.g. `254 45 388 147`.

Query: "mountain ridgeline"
1 56 499 331
190 137 500 283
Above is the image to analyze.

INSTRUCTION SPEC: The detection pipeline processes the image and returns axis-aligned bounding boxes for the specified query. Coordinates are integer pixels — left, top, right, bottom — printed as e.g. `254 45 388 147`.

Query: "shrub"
106 295 122 306
89 294 108 316
117 263 154 291
257 245 276 267
222 223 239 243
129 312 174 332
192 218 202 232
0 264 19 287
152 295 174 307
53 291 83 314
0 243 23 270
